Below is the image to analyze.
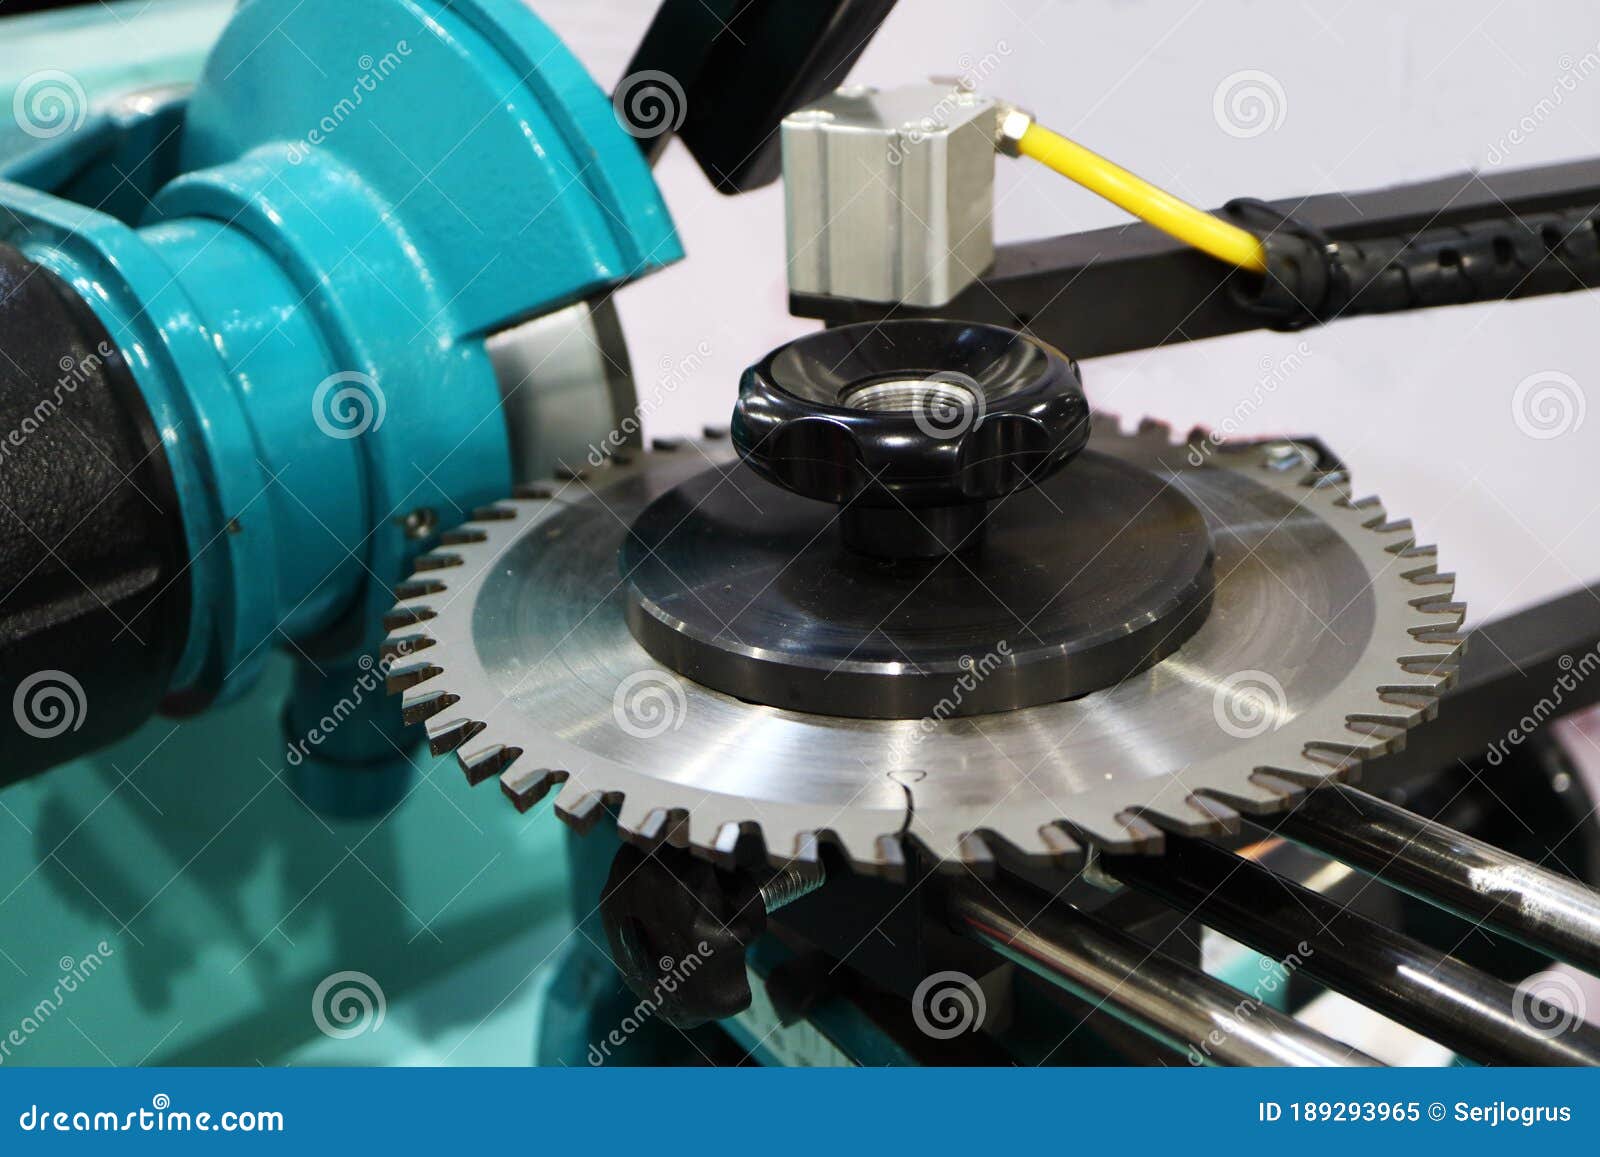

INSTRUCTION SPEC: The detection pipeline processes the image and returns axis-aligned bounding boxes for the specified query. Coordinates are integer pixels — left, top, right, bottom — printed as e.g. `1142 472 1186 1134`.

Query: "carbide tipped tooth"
873 834 908 880
1377 684 1444 712
954 832 996 875
1136 794 1242 837
1065 811 1165 853
499 765 564 812
709 821 751 866
1195 775 1299 812
1408 622 1467 646
426 718 485 757
554 785 617 834
386 662 443 693
439 528 488 546
1303 467 1351 491
394 579 447 601
400 689 457 723
621 805 687 848
1301 740 1374 770
1037 823 1083 863
457 742 522 786
383 604 436 631
381 634 435 661
412 552 463 572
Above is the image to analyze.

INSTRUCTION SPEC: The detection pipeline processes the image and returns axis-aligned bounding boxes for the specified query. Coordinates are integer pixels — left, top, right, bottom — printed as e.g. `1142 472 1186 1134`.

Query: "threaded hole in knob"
841 376 978 415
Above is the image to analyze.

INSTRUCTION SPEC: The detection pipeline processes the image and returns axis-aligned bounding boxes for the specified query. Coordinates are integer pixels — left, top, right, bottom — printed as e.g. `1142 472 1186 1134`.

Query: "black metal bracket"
792 157 1600 357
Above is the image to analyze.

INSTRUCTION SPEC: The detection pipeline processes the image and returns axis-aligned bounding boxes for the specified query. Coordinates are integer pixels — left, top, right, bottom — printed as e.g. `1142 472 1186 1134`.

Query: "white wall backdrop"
538 0 1600 633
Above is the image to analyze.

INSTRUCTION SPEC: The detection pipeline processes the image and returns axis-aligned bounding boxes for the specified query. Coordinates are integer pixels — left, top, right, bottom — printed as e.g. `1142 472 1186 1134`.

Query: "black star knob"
731 320 1090 557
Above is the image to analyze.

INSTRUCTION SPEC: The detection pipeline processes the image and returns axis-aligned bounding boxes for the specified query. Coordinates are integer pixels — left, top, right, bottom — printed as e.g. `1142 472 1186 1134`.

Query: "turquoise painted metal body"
0 0 679 812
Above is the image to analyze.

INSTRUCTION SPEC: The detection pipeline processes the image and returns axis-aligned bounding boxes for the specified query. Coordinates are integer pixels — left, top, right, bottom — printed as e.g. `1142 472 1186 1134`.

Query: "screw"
758 861 826 914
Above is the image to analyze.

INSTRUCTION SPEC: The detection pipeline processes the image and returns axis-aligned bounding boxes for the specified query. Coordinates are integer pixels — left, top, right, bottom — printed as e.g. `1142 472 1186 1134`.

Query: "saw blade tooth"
973 816 1084 869
399 688 457 724
1132 794 1242 837
438 527 488 546
1299 467 1351 495
393 578 447 601
382 603 437 632
457 740 523 787
1409 597 1466 622
612 795 658 842
1195 775 1301 812
412 552 464 572
468 504 518 521
426 717 485 757
1406 567 1457 588
1300 740 1374 771
380 633 435 661
1339 494 1384 518
1408 621 1467 647
1037 822 1083 863
553 784 619 834
872 834 909 882
385 661 443 693
787 832 824 866
701 820 757 868
1377 683 1445 712
499 765 564 812
1339 713 1414 750
757 830 825 870
1063 810 1165 853
1390 542 1440 574
620 805 689 849
1398 655 1461 692
952 832 996 876
904 818 967 868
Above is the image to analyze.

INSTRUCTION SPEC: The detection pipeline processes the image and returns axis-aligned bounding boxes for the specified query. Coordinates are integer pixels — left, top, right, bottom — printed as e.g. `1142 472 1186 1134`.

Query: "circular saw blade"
384 421 1463 875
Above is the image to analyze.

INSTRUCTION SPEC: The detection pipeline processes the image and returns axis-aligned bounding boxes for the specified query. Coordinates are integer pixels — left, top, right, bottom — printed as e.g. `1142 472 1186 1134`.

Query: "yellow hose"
1017 122 1267 273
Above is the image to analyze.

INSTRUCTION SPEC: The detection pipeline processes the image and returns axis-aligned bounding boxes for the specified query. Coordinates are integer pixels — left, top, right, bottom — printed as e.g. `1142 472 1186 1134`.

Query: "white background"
541 0 1600 632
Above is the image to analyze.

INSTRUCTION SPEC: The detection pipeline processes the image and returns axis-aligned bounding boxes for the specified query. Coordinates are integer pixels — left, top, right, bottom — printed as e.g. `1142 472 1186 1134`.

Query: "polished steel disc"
386 421 1463 874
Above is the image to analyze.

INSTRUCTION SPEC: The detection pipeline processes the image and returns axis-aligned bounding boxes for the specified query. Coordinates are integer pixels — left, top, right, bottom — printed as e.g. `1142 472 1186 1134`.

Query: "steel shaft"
1273 783 1600 973
948 879 1377 1067
1107 834 1600 1066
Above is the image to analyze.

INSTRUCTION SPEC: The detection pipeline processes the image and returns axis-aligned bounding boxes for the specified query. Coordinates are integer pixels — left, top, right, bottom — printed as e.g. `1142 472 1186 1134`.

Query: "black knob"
731 320 1090 557
599 842 767 1029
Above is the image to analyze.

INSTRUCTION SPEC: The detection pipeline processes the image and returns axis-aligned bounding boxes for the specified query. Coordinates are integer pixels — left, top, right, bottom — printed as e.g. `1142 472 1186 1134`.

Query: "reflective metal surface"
949 879 1379 1067
487 297 636 484
1277 783 1600 974
390 422 1463 871
1108 833 1600 1066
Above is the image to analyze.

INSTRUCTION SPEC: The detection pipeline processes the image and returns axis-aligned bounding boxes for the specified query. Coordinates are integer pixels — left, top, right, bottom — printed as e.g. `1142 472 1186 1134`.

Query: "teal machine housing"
0 0 679 810
0 0 679 1065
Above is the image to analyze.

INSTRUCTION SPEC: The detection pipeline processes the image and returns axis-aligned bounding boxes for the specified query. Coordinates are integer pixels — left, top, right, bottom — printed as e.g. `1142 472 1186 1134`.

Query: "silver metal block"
781 83 996 308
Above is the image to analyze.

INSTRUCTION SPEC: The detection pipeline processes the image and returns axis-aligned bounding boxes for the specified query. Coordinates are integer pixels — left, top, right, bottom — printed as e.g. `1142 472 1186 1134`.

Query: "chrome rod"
948 879 1378 1068
1107 833 1600 1066
1276 782 1600 974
